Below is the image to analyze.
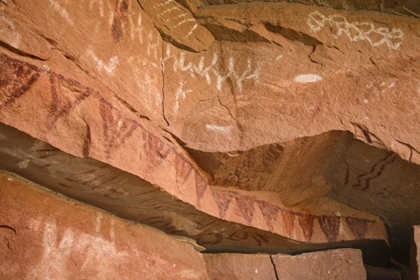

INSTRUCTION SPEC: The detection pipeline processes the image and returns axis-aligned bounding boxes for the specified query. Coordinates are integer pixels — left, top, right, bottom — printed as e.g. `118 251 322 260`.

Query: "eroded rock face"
271 249 367 280
0 170 379 279
0 171 209 280
1 0 420 276
139 0 215 52
410 226 420 280
198 0 420 18
204 253 277 279
0 123 389 263
204 249 367 280
168 3 420 162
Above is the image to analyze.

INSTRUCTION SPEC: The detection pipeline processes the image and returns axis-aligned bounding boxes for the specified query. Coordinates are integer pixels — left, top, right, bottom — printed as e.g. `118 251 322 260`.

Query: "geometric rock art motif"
307 11 403 49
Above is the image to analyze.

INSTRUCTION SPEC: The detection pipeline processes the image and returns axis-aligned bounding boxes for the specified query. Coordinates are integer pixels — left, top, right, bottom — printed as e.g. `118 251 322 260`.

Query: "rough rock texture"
163 2 420 262
198 0 420 18
1 0 420 277
204 249 367 279
365 265 404 280
176 3 420 158
139 0 215 52
0 1 390 261
0 171 209 280
271 249 367 279
0 122 389 263
410 226 420 280
204 253 277 279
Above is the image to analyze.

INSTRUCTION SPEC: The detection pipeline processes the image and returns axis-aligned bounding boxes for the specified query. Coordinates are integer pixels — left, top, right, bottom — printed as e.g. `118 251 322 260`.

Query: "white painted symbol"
83 0 104 17
205 124 232 134
129 14 144 44
307 11 403 49
163 46 261 93
146 31 159 60
87 49 119 74
49 0 75 25
294 74 323 83
174 82 192 115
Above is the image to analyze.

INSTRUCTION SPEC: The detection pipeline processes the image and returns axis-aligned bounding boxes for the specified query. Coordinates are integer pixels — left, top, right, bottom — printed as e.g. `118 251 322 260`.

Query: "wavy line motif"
307 11 403 49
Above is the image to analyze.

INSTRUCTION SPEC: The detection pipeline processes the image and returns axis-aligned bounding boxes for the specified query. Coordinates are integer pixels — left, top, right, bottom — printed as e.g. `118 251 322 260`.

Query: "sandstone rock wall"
0 171 209 280
199 0 420 18
0 0 420 277
0 172 377 279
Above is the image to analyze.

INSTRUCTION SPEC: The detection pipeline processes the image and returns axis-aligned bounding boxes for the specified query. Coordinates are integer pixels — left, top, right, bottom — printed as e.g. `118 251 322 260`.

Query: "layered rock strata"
0 0 420 276
0 172 379 279
204 250 367 279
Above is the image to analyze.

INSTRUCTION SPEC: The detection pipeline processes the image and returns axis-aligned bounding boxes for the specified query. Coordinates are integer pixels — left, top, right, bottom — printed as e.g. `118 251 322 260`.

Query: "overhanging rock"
1 0 420 275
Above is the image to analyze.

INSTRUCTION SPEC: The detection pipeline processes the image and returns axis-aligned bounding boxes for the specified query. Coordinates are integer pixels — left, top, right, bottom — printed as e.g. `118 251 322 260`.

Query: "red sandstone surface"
0 0 419 278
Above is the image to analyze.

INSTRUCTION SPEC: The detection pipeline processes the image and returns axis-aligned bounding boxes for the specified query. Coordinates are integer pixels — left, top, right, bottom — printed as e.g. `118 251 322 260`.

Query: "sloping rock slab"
0 122 390 265
0 171 209 280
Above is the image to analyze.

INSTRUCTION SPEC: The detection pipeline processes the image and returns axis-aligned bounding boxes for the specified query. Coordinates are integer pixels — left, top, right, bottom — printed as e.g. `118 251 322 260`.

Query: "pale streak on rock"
307 10 403 49
81 0 104 17
186 23 198 38
164 46 261 93
174 82 192 115
205 124 232 134
294 74 323 83
89 0 104 17
95 212 103 233
87 49 119 74
128 14 144 43
33 220 132 279
49 0 74 25
17 159 30 169
0 15 21 48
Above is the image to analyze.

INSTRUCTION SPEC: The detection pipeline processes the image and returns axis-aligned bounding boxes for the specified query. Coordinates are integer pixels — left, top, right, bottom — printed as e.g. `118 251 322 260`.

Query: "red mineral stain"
0 54 42 110
226 231 248 242
234 195 255 226
112 17 123 43
318 215 340 242
345 216 369 239
195 171 208 205
297 213 315 242
100 99 140 159
211 189 235 218
175 154 193 187
47 73 92 128
252 233 270 246
142 130 171 166
111 0 129 43
196 232 223 246
281 210 295 238
256 200 280 231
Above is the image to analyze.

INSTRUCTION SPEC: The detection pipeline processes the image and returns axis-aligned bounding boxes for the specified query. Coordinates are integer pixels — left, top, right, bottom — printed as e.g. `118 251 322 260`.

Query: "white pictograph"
87 49 119 74
163 46 261 93
174 82 192 115
146 30 159 60
153 0 199 38
294 74 323 83
26 218 139 279
205 124 232 134
307 11 403 50
128 14 144 44
49 0 75 25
